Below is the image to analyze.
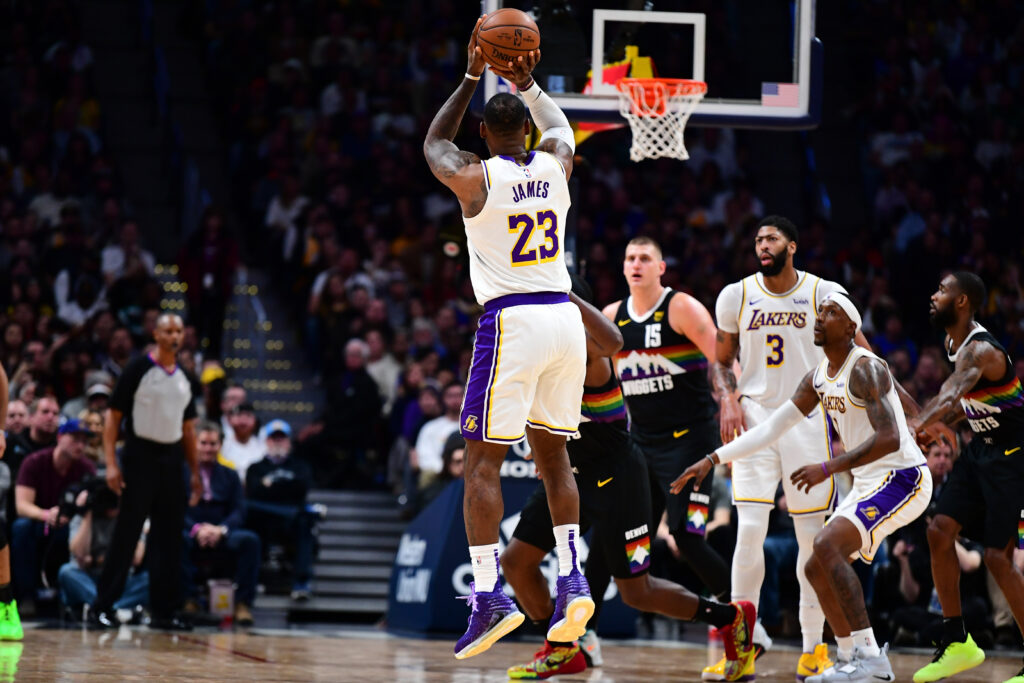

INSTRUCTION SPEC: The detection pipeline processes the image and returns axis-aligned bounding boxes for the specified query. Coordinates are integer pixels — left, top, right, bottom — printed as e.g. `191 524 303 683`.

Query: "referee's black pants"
93 439 186 618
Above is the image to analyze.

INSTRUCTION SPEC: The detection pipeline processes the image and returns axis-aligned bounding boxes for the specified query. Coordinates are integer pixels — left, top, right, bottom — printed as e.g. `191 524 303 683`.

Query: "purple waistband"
483 291 570 313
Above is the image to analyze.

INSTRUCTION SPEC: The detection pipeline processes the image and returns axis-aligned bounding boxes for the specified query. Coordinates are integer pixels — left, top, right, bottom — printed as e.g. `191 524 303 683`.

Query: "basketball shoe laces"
928 639 950 663
457 583 479 620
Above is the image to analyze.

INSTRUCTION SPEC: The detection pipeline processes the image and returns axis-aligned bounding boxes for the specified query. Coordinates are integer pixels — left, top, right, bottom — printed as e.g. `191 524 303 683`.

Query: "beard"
759 250 788 277
930 304 957 330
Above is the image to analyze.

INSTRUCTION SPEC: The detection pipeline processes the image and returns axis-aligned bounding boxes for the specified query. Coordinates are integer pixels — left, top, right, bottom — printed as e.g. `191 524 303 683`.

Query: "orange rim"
616 78 707 117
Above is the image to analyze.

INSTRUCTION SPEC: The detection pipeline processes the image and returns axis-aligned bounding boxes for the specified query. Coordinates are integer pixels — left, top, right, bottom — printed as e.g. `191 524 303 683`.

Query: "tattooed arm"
793 357 898 493
423 18 487 216
908 339 1002 434
712 329 744 444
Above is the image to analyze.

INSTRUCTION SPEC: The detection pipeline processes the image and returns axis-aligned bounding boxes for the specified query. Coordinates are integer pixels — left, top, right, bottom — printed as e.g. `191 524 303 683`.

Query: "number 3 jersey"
462 151 571 305
613 288 716 443
716 271 846 410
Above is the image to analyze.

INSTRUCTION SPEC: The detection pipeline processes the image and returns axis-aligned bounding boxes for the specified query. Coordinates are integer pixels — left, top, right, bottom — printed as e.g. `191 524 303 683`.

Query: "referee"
89 314 201 630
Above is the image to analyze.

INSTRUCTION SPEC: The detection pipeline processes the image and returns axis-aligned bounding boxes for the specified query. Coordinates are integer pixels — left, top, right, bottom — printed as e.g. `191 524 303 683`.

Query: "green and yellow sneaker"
913 634 985 683
0 602 22 642
507 642 586 679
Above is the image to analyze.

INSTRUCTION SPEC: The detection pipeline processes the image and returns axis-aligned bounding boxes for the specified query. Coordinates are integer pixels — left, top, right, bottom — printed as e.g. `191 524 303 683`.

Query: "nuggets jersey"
716 271 845 409
570 362 630 466
613 288 715 442
812 346 925 480
462 151 571 305
948 325 1024 443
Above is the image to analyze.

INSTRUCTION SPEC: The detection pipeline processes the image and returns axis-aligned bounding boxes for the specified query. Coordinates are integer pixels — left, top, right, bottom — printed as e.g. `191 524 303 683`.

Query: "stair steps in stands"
283 489 404 623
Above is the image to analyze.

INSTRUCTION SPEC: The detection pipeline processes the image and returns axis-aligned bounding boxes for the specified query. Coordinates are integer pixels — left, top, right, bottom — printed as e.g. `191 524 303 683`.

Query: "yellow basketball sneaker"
1005 664 1024 683
797 643 833 681
0 602 22 642
702 655 755 682
913 634 985 682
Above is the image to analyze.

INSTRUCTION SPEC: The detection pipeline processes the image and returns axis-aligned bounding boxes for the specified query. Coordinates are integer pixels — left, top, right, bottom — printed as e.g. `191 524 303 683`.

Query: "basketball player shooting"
676 293 932 682
423 17 593 659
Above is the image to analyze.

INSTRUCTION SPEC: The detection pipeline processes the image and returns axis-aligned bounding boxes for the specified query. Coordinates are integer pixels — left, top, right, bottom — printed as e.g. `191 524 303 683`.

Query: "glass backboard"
480 0 822 130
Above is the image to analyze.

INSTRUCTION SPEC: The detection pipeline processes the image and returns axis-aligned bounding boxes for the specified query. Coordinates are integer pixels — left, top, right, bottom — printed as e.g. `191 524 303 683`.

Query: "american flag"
761 82 800 107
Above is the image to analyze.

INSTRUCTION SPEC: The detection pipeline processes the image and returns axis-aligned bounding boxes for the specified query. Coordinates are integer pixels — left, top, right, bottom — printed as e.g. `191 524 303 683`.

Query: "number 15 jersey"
463 151 571 305
716 271 846 410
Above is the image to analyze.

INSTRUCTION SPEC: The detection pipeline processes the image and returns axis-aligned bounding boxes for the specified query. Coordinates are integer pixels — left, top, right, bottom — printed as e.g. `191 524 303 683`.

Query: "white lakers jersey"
716 271 845 409
462 151 571 305
812 346 925 480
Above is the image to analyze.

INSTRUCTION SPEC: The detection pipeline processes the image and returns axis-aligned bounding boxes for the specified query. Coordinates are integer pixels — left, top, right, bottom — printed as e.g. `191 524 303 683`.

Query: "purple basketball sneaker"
547 569 595 643
453 582 525 659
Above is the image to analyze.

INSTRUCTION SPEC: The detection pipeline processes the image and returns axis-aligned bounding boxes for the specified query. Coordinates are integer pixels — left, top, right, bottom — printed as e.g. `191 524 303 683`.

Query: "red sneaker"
507 641 587 680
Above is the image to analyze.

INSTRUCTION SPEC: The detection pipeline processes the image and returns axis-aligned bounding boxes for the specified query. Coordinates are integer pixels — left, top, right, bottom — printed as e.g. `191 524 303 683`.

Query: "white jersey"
812 346 925 481
716 271 846 409
462 151 571 305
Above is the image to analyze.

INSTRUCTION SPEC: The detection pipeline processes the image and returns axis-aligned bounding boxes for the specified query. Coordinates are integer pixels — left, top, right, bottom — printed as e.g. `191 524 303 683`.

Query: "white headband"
823 292 862 332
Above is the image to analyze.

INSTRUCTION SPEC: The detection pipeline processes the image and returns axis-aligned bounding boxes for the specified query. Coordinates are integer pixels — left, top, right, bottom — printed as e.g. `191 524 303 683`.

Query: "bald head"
154 313 184 354
156 313 184 330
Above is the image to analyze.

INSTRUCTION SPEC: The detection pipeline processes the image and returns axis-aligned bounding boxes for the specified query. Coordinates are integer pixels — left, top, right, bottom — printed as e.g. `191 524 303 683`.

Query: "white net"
616 79 707 162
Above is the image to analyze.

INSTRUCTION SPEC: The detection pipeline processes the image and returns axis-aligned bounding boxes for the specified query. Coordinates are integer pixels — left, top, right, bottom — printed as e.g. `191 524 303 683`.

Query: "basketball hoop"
615 78 707 162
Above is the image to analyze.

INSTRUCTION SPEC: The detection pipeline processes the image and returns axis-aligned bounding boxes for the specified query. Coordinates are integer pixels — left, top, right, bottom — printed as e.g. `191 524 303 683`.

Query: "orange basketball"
477 9 540 71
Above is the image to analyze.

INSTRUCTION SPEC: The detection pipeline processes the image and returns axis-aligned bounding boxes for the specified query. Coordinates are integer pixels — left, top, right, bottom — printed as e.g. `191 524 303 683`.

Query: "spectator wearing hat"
12 418 96 607
61 382 112 420
182 421 260 626
221 402 263 478
245 419 315 601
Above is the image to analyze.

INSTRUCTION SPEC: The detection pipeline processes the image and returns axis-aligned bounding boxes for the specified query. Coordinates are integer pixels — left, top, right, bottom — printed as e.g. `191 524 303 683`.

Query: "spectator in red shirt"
11 418 96 609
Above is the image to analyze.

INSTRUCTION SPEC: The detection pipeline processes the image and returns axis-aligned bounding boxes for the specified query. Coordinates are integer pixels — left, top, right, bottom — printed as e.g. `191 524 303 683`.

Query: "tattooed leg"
810 517 871 632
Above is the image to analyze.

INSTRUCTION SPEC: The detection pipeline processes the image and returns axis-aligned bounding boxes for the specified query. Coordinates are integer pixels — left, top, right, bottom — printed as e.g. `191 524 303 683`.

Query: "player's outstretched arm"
792 357 899 492
423 17 487 199
909 339 999 434
671 370 819 493
570 291 623 359
494 51 575 178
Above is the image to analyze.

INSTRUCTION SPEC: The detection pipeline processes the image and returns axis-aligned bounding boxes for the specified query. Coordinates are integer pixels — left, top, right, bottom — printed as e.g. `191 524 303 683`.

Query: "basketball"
477 9 540 71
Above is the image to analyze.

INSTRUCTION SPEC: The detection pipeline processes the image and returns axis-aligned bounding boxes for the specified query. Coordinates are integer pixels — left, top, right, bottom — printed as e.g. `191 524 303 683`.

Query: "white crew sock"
794 514 827 653
553 524 581 576
731 505 771 603
835 634 854 661
851 627 880 658
469 543 500 592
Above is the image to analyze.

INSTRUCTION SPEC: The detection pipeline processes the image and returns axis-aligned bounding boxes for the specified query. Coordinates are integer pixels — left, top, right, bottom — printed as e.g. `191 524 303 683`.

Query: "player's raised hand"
491 50 541 90
670 456 713 494
790 463 828 493
466 16 487 78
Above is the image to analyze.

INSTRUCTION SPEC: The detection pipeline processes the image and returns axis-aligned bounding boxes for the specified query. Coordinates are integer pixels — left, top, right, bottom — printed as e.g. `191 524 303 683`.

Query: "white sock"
731 505 771 603
553 524 581 576
794 514 826 654
851 627 880 658
836 635 854 661
469 543 500 592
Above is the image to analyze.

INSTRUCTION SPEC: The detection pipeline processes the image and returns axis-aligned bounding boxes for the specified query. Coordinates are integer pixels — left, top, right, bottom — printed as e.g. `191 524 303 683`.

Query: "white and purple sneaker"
453 582 525 659
547 569 595 643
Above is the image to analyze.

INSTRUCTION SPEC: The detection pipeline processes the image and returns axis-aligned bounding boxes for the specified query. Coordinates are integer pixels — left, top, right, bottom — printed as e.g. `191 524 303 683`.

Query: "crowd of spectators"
2 0 1023 643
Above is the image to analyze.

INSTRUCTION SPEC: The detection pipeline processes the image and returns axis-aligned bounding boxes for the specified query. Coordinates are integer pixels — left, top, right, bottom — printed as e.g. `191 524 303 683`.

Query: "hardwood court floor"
3 626 1019 681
